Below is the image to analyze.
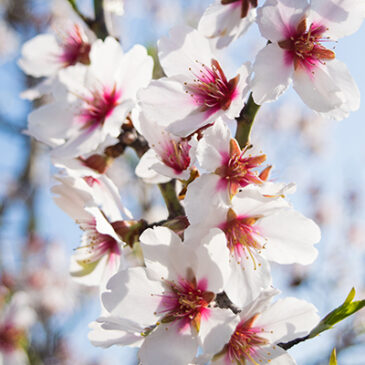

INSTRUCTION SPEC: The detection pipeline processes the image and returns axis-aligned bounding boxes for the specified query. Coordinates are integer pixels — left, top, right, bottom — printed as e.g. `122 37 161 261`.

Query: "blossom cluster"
13 0 365 364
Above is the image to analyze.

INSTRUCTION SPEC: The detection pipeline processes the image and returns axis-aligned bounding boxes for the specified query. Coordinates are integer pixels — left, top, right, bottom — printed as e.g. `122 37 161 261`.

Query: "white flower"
18 24 93 78
139 25 250 137
193 118 266 203
92 227 236 365
0 292 36 365
185 185 320 306
135 110 198 183
52 174 135 287
28 36 153 158
198 0 257 48
252 0 364 120
210 289 320 365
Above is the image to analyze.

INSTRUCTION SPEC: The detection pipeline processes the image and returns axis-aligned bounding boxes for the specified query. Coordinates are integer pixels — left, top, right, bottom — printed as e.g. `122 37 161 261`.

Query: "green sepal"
309 287 365 339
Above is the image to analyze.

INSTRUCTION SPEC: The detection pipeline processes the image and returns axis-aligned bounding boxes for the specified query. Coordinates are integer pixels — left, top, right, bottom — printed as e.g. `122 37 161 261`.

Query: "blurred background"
0 0 364 364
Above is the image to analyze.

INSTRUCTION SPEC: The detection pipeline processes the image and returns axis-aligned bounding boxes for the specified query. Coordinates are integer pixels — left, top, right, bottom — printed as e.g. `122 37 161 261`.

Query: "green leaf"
309 287 365 339
329 348 337 365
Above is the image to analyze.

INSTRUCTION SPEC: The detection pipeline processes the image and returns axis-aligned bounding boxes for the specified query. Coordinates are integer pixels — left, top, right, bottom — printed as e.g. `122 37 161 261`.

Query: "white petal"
117 44 153 101
309 0 365 40
18 34 61 77
254 345 296 365
257 0 308 41
226 62 251 119
199 308 238 355
224 254 272 308
102 268 163 327
259 209 320 265
27 101 75 147
51 127 105 159
139 322 198 365
135 149 172 184
198 1 242 39
167 108 225 138
88 320 143 348
185 175 228 226
139 227 192 282
89 36 124 86
139 77 197 127
159 25 214 78
292 60 354 115
151 161 191 181
318 59 360 120
232 189 289 218
197 119 231 171
193 229 231 293
255 297 320 344
252 43 293 105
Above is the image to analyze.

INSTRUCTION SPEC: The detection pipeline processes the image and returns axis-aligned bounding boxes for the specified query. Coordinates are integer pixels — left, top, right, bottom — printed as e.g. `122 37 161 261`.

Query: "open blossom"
252 0 364 120
192 118 266 204
185 184 320 306
0 292 36 365
52 174 136 286
198 0 257 48
135 110 198 183
139 25 250 137
27 36 153 158
210 289 319 365
18 24 93 78
91 227 236 365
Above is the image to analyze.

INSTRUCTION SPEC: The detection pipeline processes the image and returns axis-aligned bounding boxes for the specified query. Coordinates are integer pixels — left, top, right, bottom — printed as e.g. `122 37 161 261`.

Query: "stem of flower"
235 93 261 148
92 0 109 39
277 334 310 350
158 181 185 219
66 0 92 26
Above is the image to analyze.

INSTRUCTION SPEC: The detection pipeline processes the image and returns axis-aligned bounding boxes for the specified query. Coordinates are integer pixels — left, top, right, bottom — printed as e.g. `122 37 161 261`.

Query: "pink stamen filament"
78 86 122 130
160 139 191 174
186 59 239 115
76 219 121 265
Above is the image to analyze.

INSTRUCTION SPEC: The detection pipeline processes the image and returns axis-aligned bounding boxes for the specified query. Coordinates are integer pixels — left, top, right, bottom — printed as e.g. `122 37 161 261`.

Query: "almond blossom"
52 174 136 287
185 185 320 306
28 36 153 159
18 23 93 78
134 110 198 184
252 0 364 120
209 289 319 365
198 0 257 48
192 118 266 204
91 227 236 365
0 293 36 365
139 25 251 137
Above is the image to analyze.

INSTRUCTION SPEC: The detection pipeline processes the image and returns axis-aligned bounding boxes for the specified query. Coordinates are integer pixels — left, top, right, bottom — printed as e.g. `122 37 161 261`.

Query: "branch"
278 288 365 351
92 0 109 39
66 0 92 26
235 93 261 148
158 181 185 219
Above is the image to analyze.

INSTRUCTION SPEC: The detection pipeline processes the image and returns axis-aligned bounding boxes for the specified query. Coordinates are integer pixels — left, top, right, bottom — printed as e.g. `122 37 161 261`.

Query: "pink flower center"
279 18 335 72
216 140 266 196
76 219 121 265
186 59 239 116
220 209 263 266
0 324 25 352
221 316 268 364
221 0 257 18
160 139 191 174
79 86 121 130
158 272 214 332
59 25 91 67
